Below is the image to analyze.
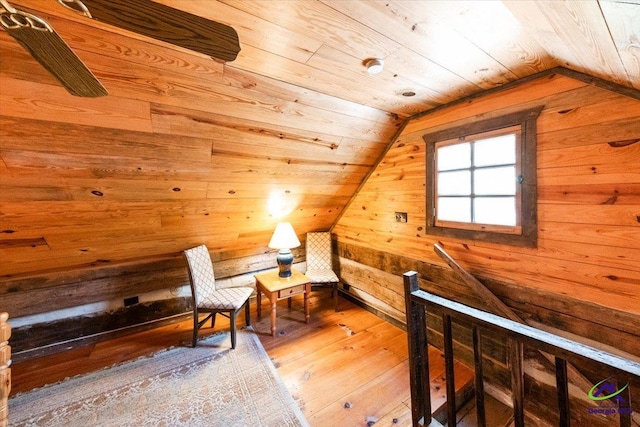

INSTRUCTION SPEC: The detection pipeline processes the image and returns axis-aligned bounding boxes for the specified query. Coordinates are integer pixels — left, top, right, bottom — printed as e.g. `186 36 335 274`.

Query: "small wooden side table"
254 268 311 337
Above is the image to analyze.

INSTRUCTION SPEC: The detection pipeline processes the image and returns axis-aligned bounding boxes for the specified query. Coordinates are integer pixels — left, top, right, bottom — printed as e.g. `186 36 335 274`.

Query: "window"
423 107 542 247
436 127 520 230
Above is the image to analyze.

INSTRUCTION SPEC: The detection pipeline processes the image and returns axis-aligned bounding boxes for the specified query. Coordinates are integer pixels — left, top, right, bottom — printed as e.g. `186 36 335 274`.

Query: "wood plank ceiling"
0 0 638 276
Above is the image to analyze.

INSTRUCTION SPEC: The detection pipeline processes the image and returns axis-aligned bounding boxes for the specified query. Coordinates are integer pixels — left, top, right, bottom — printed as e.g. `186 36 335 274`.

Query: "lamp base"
276 249 293 278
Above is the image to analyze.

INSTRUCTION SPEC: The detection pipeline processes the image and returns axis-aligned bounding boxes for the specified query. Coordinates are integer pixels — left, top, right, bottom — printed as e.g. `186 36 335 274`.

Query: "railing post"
404 271 431 427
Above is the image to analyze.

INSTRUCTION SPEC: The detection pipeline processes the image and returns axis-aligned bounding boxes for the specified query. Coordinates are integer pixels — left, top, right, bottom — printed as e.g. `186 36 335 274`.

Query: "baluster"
555 357 570 427
618 378 631 427
473 326 486 427
509 339 525 427
442 313 456 427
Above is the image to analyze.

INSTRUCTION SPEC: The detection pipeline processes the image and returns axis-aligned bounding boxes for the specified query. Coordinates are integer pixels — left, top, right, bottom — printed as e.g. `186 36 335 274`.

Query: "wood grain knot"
608 139 639 148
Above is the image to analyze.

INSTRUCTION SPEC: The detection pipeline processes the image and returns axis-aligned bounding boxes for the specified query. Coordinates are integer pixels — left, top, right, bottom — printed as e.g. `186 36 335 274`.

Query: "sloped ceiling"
0 0 638 276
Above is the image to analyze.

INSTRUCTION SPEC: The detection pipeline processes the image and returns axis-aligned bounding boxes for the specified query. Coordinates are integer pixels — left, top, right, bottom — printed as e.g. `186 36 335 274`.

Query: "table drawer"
278 285 305 298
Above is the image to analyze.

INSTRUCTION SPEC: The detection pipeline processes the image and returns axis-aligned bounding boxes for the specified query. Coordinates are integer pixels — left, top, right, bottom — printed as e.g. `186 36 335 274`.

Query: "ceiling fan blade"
59 0 241 62
0 1 108 97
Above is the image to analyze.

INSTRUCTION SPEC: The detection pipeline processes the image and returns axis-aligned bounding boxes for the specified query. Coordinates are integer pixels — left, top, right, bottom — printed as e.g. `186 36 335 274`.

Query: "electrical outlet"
395 212 408 223
124 296 139 306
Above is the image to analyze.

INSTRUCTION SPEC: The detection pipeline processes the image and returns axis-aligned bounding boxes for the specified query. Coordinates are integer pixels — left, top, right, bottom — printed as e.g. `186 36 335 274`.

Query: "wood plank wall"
332 70 640 425
0 2 402 277
0 5 400 340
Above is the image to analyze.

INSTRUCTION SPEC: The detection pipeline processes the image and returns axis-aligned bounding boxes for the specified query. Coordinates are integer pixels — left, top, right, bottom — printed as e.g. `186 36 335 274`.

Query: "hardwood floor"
10 291 474 426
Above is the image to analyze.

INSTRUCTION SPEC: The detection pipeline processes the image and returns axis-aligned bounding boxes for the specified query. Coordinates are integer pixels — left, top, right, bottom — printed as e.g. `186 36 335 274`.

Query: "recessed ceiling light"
365 58 384 75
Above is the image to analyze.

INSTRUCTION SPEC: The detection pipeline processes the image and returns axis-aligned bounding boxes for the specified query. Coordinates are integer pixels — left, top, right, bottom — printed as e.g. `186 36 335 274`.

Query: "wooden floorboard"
10 291 474 426
456 393 513 427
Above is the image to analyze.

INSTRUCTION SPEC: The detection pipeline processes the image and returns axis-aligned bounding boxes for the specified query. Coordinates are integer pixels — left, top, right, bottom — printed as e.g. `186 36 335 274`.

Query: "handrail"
403 271 639 427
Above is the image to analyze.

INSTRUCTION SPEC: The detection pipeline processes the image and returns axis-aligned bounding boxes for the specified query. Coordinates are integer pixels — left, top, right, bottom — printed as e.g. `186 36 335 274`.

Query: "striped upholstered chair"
183 244 253 349
305 232 340 311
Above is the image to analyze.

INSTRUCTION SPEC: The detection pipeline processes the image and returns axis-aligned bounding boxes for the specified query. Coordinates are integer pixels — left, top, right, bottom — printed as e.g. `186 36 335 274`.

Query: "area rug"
9 328 308 427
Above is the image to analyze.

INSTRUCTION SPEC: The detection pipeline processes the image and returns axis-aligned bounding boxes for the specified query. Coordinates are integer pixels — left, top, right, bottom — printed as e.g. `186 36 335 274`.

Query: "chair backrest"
183 244 217 306
306 232 333 271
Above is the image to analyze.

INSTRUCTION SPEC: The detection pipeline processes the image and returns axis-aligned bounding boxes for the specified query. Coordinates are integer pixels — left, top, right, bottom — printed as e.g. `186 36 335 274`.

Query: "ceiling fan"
0 0 241 97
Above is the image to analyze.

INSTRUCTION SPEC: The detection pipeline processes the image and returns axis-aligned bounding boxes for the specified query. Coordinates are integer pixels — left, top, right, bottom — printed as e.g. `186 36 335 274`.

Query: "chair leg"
230 310 238 349
245 299 251 326
334 283 339 312
192 309 199 348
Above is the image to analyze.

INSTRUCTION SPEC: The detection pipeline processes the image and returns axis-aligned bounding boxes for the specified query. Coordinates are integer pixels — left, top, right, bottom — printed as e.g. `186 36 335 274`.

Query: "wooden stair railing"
0 313 10 427
433 243 640 426
404 271 640 427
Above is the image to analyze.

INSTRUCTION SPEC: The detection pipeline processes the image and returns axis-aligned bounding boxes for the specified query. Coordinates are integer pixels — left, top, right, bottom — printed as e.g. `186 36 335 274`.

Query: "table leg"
270 292 277 337
304 283 311 323
256 286 262 318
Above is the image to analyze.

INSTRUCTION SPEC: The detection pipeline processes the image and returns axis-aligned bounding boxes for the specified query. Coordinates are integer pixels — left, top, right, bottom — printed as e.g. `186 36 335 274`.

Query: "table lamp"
268 222 301 278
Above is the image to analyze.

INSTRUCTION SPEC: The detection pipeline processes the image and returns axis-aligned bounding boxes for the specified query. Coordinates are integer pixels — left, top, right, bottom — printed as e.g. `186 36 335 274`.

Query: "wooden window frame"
423 107 543 247
434 125 522 234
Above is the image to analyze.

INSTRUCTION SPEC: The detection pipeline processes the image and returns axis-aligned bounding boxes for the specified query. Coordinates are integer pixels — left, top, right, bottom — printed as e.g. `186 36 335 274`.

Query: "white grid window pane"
437 143 470 171
475 166 516 195
438 197 471 222
474 134 516 167
474 197 516 226
438 170 471 195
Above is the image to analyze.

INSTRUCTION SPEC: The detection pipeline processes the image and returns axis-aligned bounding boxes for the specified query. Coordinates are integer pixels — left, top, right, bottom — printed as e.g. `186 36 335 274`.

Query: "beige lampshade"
268 222 301 249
